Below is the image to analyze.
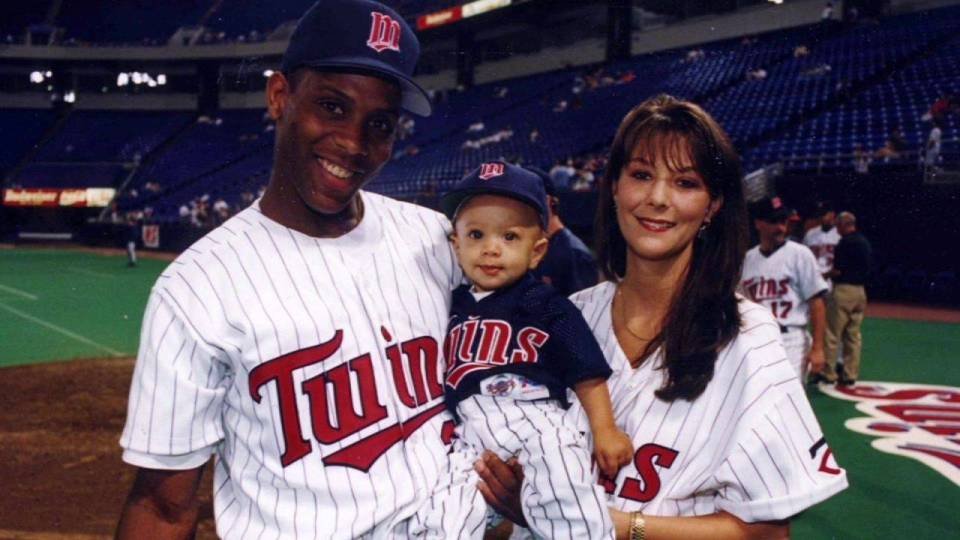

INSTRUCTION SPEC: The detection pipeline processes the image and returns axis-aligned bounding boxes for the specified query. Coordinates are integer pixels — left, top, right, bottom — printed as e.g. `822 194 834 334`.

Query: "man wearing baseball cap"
117 2 466 538
740 196 829 382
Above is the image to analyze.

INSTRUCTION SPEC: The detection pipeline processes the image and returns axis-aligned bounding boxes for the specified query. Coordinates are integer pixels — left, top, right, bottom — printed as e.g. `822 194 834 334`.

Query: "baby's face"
451 195 547 292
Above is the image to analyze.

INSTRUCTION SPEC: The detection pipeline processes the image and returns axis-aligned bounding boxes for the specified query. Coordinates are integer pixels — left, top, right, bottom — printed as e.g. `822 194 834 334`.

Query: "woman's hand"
475 450 528 528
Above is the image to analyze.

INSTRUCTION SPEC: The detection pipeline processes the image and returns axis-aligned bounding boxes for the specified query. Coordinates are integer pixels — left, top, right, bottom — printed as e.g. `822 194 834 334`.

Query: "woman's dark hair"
595 94 748 401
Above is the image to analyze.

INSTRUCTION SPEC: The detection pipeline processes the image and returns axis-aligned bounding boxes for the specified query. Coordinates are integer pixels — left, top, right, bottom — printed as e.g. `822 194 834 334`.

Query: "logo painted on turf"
821 381 960 486
367 12 401 53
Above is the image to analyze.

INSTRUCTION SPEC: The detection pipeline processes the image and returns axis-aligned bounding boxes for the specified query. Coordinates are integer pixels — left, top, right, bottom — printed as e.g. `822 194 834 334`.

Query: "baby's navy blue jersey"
444 273 612 416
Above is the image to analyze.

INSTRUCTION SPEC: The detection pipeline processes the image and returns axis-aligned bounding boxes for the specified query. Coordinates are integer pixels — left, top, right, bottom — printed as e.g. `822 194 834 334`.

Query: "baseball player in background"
418 162 631 539
116 2 465 538
529 168 600 296
803 201 841 282
477 95 847 539
803 201 842 383
742 196 829 381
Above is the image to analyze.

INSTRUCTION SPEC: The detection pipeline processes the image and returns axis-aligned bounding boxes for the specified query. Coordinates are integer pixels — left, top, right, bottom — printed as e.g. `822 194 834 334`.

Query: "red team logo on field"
821 381 960 486
366 12 401 53
478 162 505 180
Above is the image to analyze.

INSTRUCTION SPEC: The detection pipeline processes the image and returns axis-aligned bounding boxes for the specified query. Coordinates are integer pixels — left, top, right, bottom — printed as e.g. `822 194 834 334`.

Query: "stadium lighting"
117 73 129 86
767 0 784 4
64 91 76 104
148 80 157 88
132 72 143 85
157 74 167 85
263 69 274 77
45 70 52 78
30 71 43 84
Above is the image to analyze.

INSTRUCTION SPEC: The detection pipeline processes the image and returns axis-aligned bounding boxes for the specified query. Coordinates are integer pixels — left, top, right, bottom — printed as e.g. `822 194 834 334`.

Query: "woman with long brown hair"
477 95 847 539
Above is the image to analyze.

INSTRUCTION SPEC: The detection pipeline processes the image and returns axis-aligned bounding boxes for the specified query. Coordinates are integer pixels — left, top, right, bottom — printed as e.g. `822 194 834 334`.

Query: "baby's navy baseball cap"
281 0 432 116
441 162 549 229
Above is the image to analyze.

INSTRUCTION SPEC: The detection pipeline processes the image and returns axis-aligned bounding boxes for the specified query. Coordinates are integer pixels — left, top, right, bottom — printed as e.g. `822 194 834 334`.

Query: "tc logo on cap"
771 196 783 209
478 163 505 180
367 12 401 53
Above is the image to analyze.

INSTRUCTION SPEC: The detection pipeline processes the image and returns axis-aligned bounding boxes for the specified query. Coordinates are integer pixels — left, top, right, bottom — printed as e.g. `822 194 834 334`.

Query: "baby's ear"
529 236 549 270
448 231 459 248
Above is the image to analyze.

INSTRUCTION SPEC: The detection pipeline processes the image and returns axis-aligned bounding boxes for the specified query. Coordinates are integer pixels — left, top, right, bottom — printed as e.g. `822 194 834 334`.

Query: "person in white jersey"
116 2 464 538
803 201 841 282
803 201 843 383
742 196 829 381
475 95 847 539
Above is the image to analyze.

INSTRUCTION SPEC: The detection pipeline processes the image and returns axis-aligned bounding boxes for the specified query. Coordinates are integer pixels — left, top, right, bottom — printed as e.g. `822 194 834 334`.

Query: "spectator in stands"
553 99 569 112
822 2 834 21
746 68 767 81
922 92 956 124
825 212 872 386
802 63 832 77
529 128 541 143
467 121 485 133
925 119 943 170
529 169 598 296
875 127 907 161
794 45 810 58
684 48 705 63
493 86 509 98
549 158 576 190
854 144 871 175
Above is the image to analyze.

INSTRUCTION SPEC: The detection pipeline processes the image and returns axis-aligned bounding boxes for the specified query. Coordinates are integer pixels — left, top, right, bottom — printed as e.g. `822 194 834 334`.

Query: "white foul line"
0 300 124 357
0 283 38 300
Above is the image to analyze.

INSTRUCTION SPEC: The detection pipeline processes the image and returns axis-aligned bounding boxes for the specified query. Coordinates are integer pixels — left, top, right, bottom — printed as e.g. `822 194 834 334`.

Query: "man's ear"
266 72 292 121
528 236 550 270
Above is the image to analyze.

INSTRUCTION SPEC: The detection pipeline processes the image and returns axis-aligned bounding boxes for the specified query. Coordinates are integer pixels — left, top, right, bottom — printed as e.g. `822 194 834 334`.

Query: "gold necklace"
616 286 656 341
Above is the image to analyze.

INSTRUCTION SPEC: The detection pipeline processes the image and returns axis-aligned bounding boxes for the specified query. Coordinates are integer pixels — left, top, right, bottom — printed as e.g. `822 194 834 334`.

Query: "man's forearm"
809 296 827 351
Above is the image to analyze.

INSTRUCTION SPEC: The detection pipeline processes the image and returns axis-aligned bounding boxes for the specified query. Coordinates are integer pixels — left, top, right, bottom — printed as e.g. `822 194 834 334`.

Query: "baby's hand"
594 428 633 479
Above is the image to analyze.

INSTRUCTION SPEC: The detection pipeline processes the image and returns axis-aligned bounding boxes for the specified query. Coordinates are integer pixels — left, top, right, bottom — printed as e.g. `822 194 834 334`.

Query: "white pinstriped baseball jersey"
803 226 841 278
120 192 462 539
741 240 828 329
565 282 847 522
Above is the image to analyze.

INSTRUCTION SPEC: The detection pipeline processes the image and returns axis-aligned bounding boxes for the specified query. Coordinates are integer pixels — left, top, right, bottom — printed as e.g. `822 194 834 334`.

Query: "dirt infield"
0 358 215 539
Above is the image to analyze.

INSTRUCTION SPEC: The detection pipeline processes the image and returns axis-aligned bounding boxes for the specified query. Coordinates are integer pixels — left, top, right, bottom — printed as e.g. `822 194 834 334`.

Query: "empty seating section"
55 1 210 44
5 6 959 215
15 163 128 189
123 111 274 206
0 110 55 174
0 1 472 45
34 111 193 162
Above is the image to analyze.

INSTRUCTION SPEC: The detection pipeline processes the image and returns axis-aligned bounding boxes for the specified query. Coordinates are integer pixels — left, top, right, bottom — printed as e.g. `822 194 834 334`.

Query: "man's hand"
594 428 633 479
807 346 826 375
475 451 527 528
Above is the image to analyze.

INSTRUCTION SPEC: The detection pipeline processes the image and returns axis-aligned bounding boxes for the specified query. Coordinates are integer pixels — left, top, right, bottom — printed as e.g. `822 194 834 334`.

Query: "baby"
416 162 631 539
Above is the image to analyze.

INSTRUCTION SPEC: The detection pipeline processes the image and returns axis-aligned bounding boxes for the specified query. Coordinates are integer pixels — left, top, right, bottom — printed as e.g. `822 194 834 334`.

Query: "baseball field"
0 246 957 539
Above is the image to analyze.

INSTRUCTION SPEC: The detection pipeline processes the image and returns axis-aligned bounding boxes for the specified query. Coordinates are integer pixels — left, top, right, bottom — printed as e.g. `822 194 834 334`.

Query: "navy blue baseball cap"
281 0 432 116
752 196 793 222
442 162 549 229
